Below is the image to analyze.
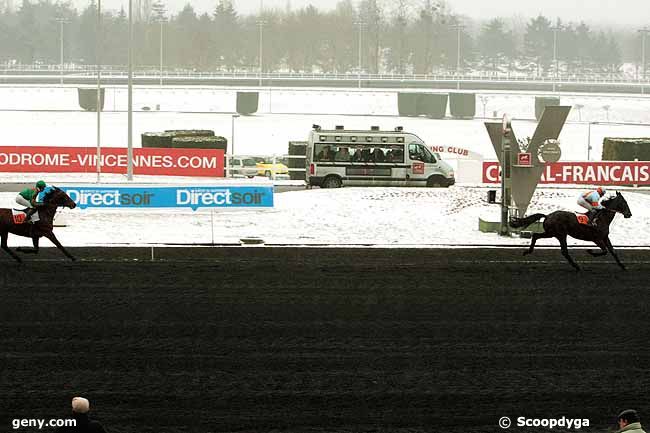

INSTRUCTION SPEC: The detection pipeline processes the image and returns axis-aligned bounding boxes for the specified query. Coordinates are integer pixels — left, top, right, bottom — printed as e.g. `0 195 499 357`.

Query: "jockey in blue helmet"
577 186 606 225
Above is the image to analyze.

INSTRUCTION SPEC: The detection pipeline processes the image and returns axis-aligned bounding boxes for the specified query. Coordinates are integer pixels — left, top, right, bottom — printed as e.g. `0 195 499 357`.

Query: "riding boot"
589 210 598 227
24 207 37 223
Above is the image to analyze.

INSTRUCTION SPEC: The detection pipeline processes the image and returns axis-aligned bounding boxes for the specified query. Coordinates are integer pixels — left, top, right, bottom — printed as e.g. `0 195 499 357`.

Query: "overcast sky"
85 0 650 26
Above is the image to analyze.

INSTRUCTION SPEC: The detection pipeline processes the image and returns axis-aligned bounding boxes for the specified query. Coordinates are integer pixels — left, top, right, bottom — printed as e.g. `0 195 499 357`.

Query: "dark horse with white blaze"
0 187 77 262
509 191 632 270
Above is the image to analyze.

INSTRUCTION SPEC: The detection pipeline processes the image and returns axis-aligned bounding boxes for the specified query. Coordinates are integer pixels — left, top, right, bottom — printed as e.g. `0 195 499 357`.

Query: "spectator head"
618 409 640 428
71 397 90 414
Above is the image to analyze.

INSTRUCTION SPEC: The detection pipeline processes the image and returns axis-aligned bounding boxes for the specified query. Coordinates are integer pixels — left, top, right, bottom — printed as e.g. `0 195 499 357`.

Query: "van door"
406 143 430 186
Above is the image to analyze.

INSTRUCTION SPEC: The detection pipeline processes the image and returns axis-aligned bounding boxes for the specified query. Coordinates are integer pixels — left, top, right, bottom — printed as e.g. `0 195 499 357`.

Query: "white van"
306 125 455 188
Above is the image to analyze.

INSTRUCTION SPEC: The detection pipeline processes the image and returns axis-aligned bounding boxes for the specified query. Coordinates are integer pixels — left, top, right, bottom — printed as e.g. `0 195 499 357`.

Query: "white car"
229 157 258 178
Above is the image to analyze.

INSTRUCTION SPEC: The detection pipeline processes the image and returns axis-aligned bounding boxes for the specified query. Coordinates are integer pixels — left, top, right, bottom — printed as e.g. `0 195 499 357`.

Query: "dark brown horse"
0 187 77 262
509 191 632 270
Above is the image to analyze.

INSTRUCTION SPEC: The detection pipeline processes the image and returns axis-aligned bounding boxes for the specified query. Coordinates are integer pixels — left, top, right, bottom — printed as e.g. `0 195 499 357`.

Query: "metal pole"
456 25 461 90
231 115 236 156
159 20 163 87
552 26 558 92
258 0 263 87
355 21 363 89
96 0 102 183
641 29 648 95
58 19 64 85
127 0 134 180
587 122 592 161
500 117 512 236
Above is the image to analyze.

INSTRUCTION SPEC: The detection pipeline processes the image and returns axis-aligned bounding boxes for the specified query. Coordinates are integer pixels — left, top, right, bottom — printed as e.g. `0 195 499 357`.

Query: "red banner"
0 146 224 177
483 161 650 185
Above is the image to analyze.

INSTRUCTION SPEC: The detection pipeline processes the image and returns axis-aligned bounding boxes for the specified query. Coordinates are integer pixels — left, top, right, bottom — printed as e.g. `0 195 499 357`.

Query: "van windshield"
242 158 257 167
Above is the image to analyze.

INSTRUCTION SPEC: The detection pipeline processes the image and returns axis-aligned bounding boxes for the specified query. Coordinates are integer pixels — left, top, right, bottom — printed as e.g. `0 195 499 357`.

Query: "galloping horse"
0 187 77 262
509 191 632 270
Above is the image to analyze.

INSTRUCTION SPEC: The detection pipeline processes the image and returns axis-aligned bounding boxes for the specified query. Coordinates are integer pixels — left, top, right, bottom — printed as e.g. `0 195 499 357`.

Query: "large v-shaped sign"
485 105 572 216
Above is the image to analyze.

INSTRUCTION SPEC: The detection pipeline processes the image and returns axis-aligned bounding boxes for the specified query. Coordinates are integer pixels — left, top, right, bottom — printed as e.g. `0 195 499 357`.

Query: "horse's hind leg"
587 240 608 257
16 236 40 254
523 231 553 256
1 231 22 263
605 237 626 271
43 232 75 261
558 236 580 271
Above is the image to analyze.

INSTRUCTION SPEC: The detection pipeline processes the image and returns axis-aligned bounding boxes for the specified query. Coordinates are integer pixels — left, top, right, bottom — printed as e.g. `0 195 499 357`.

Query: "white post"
231 114 239 157
127 0 134 180
96 0 102 183
272 154 276 181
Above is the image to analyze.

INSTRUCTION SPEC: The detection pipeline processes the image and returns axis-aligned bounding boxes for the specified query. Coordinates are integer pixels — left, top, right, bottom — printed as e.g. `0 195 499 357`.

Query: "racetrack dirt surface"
2 247 650 433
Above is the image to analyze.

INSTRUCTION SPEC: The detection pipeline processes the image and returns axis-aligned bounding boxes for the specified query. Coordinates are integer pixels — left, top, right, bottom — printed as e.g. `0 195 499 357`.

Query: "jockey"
16 180 47 221
577 186 606 225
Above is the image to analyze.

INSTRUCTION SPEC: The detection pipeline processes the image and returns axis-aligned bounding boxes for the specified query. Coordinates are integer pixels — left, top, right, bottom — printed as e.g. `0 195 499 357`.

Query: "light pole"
127 0 134 180
258 0 264 87
55 18 69 85
551 25 560 92
587 121 593 161
639 27 650 94
96 0 102 183
449 23 464 90
354 20 365 89
152 1 167 87
159 19 164 87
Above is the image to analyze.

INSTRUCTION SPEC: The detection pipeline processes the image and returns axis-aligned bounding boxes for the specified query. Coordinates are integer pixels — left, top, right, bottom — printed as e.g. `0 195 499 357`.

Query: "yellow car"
256 161 289 177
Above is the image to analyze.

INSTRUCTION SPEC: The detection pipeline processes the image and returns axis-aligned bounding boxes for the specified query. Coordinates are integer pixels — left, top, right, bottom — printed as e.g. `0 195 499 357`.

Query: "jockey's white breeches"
577 196 594 211
15 195 32 208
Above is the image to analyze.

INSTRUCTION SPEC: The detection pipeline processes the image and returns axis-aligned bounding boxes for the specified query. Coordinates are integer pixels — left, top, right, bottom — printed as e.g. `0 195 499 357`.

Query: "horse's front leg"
605 237 626 271
1 231 22 263
43 232 75 261
16 236 40 254
559 236 580 271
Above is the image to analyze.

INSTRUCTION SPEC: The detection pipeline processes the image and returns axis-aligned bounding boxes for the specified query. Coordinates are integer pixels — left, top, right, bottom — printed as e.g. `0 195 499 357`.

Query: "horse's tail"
509 213 546 229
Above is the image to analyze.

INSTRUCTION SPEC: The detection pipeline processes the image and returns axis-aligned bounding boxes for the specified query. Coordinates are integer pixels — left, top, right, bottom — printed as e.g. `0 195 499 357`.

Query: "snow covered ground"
2 186 648 248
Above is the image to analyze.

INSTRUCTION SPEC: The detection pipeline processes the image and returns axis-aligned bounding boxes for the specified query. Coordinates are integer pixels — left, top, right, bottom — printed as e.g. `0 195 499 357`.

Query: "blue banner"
61 186 274 210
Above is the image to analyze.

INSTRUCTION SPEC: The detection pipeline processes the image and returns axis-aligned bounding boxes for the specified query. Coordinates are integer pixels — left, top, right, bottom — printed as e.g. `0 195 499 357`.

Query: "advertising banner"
0 146 224 177
483 161 650 185
61 186 273 210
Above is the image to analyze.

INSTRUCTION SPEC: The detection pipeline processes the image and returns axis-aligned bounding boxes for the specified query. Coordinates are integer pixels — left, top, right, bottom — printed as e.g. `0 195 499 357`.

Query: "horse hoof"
522 251 531 256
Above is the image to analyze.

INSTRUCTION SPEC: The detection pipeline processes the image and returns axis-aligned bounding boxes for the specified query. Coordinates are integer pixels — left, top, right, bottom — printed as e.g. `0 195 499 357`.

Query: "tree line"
0 0 647 76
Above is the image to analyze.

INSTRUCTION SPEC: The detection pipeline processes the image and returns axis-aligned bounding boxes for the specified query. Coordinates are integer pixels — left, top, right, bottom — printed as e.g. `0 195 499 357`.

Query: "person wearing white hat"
55 396 107 433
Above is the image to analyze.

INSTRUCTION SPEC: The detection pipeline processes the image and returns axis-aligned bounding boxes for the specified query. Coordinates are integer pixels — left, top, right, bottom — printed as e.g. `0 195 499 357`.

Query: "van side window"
408 143 423 162
315 144 334 162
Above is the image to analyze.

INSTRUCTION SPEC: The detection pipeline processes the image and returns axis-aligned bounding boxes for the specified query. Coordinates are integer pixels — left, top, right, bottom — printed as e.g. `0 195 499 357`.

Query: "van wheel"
265 170 272 178
427 175 447 188
322 175 342 189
